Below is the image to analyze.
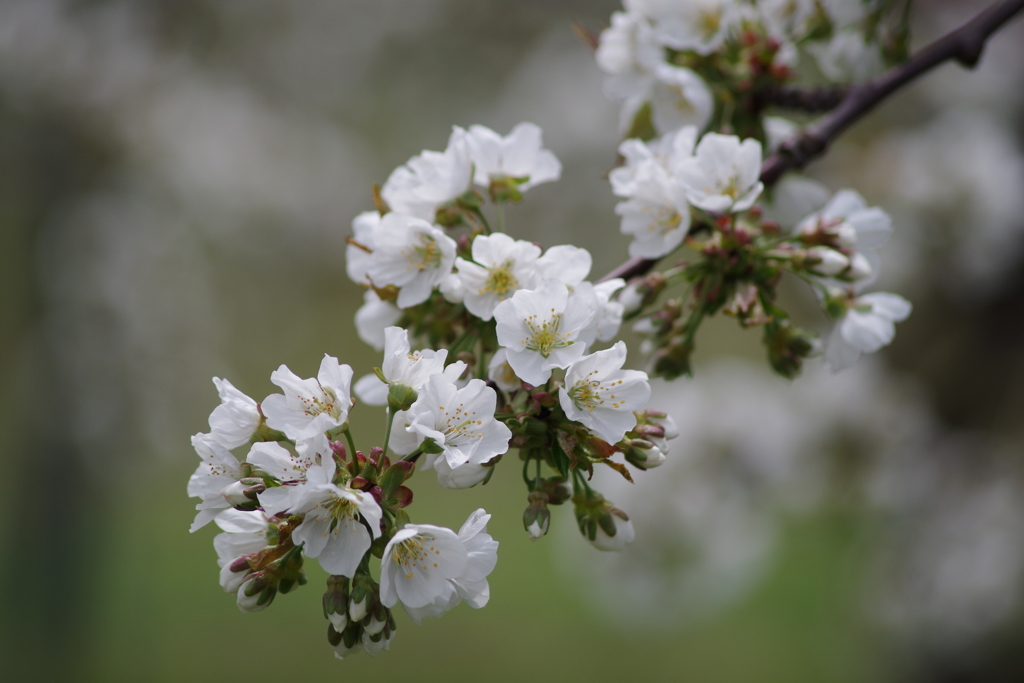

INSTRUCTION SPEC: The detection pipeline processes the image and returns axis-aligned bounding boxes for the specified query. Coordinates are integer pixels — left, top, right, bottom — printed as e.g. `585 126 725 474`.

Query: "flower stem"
343 428 357 462
381 408 397 463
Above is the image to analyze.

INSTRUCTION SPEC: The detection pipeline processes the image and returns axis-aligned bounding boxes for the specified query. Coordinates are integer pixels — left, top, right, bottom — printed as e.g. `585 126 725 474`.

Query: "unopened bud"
624 440 666 470
364 603 388 636
237 575 275 612
387 383 418 412
805 246 849 276
844 252 873 281
349 596 368 623
833 221 857 249
219 562 252 594
222 479 264 506
523 492 551 541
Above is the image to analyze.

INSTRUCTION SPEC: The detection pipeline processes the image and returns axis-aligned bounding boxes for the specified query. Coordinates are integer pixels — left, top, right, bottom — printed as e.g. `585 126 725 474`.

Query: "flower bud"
832 221 857 249
523 492 551 541
237 574 276 612
805 246 849 276
364 602 389 636
590 507 635 552
387 383 418 412
765 321 821 379
323 575 350 633
349 596 368 623
222 478 265 506
219 560 253 594
844 252 873 281
624 439 666 470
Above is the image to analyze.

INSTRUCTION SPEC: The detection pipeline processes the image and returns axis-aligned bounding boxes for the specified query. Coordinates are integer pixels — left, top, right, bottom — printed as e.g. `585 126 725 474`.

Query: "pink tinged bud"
330 441 347 458
229 556 253 573
633 424 665 439
351 477 370 489
368 486 384 505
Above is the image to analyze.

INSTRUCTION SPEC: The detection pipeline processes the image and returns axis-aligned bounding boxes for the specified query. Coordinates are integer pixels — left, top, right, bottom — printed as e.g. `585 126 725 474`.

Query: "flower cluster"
597 0 908 139
187 0 921 664
188 349 501 660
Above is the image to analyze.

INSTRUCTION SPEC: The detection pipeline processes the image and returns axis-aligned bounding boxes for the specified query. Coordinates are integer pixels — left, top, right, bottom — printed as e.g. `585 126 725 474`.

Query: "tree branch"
754 84 850 113
600 0 1024 283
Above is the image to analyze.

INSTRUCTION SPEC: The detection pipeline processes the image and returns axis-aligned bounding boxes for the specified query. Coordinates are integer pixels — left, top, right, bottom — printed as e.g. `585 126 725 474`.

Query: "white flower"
494 279 597 386
591 279 627 343
809 30 885 83
559 342 652 444
487 347 522 392
364 212 457 309
429 457 492 490
609 126 698 198
615 163 693 258
290 481 383 578
246 440 325 516
187 434 245 532
455 233 541 320
675 133 764 213
389 374 511 470
379 523 468 610
261 355 353 444
213 509 269 594
382 325 449 389
355 290 402 351
353 373 389 407
627 0 739 54
647 63 714 136
825 292 912 372
439 272 465 304
590 509 636 552
597 9 714 137
465 122 561 191
381 127 472 221
354 327 464 406
797 189 892 287
345 211 381 286
759 0 819 41
381 509 498 623
597 11 664 102
207 378 261 450
534 244 593 290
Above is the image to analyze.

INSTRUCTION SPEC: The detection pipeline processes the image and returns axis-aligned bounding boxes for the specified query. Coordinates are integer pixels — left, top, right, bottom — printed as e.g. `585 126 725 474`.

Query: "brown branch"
600 0 1024 283
754 84 850 112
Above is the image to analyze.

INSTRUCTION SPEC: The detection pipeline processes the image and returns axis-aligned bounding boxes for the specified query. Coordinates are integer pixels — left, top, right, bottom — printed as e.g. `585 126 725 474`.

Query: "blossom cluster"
186 0 919 664
187 353 501 659
597 0 906 139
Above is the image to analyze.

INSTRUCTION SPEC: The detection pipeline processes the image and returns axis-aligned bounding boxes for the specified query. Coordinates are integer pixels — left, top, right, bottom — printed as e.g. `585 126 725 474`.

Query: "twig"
600 0 1024 283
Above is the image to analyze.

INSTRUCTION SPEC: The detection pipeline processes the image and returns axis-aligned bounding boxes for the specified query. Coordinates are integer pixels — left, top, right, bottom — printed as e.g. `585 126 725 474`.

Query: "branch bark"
600 0 1024 284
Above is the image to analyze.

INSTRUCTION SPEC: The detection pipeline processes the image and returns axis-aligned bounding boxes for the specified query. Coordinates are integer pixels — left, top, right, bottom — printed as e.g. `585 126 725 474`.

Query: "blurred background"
2 1 1024 681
